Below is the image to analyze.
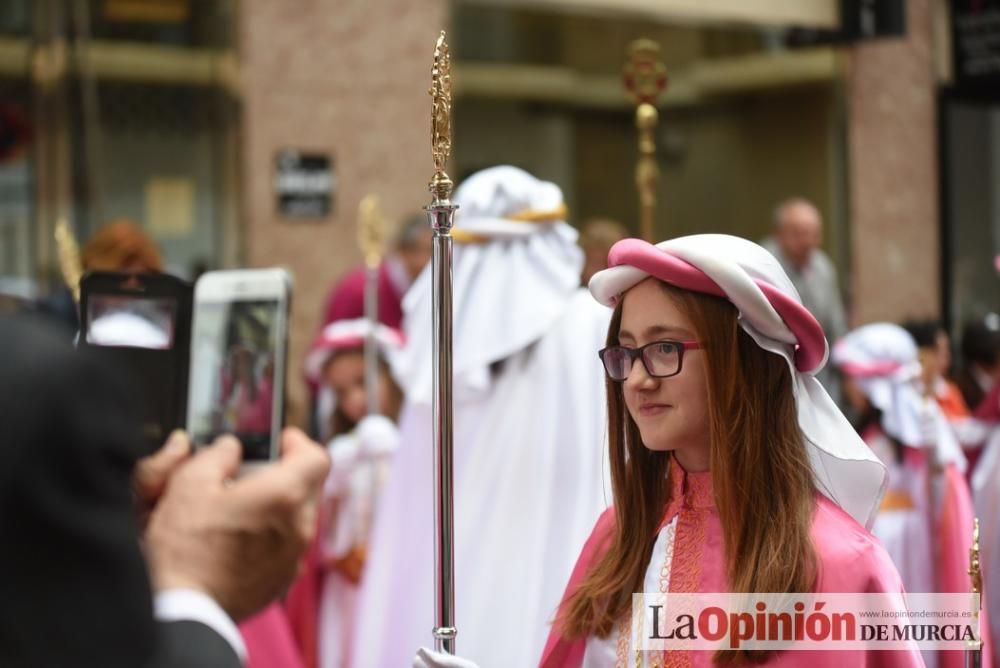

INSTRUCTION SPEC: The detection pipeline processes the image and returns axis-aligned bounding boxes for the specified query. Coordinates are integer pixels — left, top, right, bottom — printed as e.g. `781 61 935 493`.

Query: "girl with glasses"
417 234 922 667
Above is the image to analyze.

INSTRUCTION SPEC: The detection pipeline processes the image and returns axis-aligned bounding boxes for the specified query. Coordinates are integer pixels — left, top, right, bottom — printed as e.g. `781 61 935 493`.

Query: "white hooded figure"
350 166 612 668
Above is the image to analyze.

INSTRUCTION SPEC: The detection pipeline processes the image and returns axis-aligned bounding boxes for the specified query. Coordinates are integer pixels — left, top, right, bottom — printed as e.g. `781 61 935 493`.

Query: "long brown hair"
559 281 817 663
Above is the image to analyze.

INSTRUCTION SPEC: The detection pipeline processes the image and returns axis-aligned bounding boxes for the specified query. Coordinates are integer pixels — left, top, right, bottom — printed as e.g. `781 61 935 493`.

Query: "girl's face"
840 373 871 415
916 331 950 389
325 350 367 426
618 278 711 471
324 349 400 426
934 331 951 378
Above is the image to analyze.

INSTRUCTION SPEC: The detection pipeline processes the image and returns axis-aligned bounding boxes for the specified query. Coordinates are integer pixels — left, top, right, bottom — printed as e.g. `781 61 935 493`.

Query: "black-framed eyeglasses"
598 340 702 382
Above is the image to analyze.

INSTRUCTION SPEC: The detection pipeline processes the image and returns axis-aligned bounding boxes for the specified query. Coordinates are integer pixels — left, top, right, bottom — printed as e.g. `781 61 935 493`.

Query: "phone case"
79 271 193 455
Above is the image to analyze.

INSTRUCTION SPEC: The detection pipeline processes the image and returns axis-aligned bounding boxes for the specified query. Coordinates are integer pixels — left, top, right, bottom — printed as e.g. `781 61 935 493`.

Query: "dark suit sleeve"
152 620 242 668
0 314 240 668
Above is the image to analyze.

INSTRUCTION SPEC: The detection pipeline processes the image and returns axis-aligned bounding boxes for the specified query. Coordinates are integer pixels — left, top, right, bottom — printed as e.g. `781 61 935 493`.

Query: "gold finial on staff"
967 517 983 667
54 218 82 303
429 30 454 203
970 517 983 597
357 194 386 270
623 38 668 242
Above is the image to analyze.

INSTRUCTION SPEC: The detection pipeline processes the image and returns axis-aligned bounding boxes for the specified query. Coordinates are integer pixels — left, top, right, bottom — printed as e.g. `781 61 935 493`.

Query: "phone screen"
86 294 176 350
189 299 281 460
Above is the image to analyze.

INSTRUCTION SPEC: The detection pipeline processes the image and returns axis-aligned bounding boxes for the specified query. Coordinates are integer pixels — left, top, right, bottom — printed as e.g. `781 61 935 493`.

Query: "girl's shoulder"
811 494 904 594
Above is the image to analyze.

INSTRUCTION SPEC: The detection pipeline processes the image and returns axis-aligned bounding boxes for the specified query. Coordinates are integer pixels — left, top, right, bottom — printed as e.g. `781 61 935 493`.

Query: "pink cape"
540 496 924 667
240 602 305 668
285 535 323 668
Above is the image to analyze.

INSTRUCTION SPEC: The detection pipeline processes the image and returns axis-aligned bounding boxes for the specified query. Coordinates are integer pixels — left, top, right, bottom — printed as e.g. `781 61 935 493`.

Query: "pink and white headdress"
589 234 887 529
832 322 965 469
304 318 405 384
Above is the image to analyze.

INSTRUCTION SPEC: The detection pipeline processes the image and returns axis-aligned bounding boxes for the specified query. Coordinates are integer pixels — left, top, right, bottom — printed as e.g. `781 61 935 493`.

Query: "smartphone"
187 269 291 469
79 271 193 454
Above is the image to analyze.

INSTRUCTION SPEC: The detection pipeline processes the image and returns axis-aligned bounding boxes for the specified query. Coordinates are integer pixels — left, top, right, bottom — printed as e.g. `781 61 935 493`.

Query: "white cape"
350 288 612 668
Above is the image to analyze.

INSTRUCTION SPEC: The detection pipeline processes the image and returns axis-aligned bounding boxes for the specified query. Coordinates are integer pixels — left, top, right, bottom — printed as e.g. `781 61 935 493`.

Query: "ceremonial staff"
966 517 983 668
426 30 458 655
623 39 668 242
357 194 385 417
353 193 386 574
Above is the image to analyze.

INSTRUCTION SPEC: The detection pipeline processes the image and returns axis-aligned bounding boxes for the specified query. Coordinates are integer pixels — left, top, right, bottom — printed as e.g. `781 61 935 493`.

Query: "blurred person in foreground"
762 197 847 402
0 312 330 668
83 218 310 667
578 218 628 286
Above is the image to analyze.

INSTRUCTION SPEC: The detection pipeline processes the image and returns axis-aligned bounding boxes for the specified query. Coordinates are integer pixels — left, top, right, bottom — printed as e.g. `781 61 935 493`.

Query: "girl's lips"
638 403 671 417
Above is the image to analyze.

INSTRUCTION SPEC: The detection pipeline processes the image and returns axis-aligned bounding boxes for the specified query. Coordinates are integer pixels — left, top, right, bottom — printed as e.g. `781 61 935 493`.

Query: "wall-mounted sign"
952 0 1000 90
275 150 334 219
146 176 194 237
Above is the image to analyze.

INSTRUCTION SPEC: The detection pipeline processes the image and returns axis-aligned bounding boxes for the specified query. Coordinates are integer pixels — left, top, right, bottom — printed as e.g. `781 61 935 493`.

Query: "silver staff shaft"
427 29 457 654
427 202 457 654
364 264 380 416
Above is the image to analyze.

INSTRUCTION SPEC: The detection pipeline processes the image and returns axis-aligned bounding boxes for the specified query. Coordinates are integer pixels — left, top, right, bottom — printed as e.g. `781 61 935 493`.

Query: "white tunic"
582 517 679 668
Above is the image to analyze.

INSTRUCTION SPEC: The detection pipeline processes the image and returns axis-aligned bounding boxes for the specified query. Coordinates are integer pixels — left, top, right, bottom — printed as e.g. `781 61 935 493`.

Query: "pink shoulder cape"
539 497 925 667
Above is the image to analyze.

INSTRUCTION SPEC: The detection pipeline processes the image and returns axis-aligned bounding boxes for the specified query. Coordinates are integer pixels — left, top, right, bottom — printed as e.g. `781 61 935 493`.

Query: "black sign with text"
952 0 1000 90
275 150 334 219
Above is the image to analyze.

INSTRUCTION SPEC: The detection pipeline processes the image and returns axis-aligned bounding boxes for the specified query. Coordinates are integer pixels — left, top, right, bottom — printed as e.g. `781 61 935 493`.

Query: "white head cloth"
589 233 887 529
832 322 966 471
393 165 582 404
304 318 404 383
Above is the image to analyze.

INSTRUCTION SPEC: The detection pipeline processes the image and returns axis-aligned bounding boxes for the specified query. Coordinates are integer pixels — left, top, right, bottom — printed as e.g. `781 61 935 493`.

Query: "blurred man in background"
577 217 628 286
762 197 848 401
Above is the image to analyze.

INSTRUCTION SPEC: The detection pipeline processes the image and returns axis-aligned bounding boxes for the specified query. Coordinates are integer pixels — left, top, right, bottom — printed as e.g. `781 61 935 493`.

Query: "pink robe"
540 460 924 667
240 602 306 668
322 263 404 330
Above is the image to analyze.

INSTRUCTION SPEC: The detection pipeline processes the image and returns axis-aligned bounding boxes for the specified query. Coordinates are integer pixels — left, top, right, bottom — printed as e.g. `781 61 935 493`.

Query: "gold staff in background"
327 193 387 583
623 39 668 242
426 30 459 656
55 218 82 303
357 193 385 417
966 517 983 668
